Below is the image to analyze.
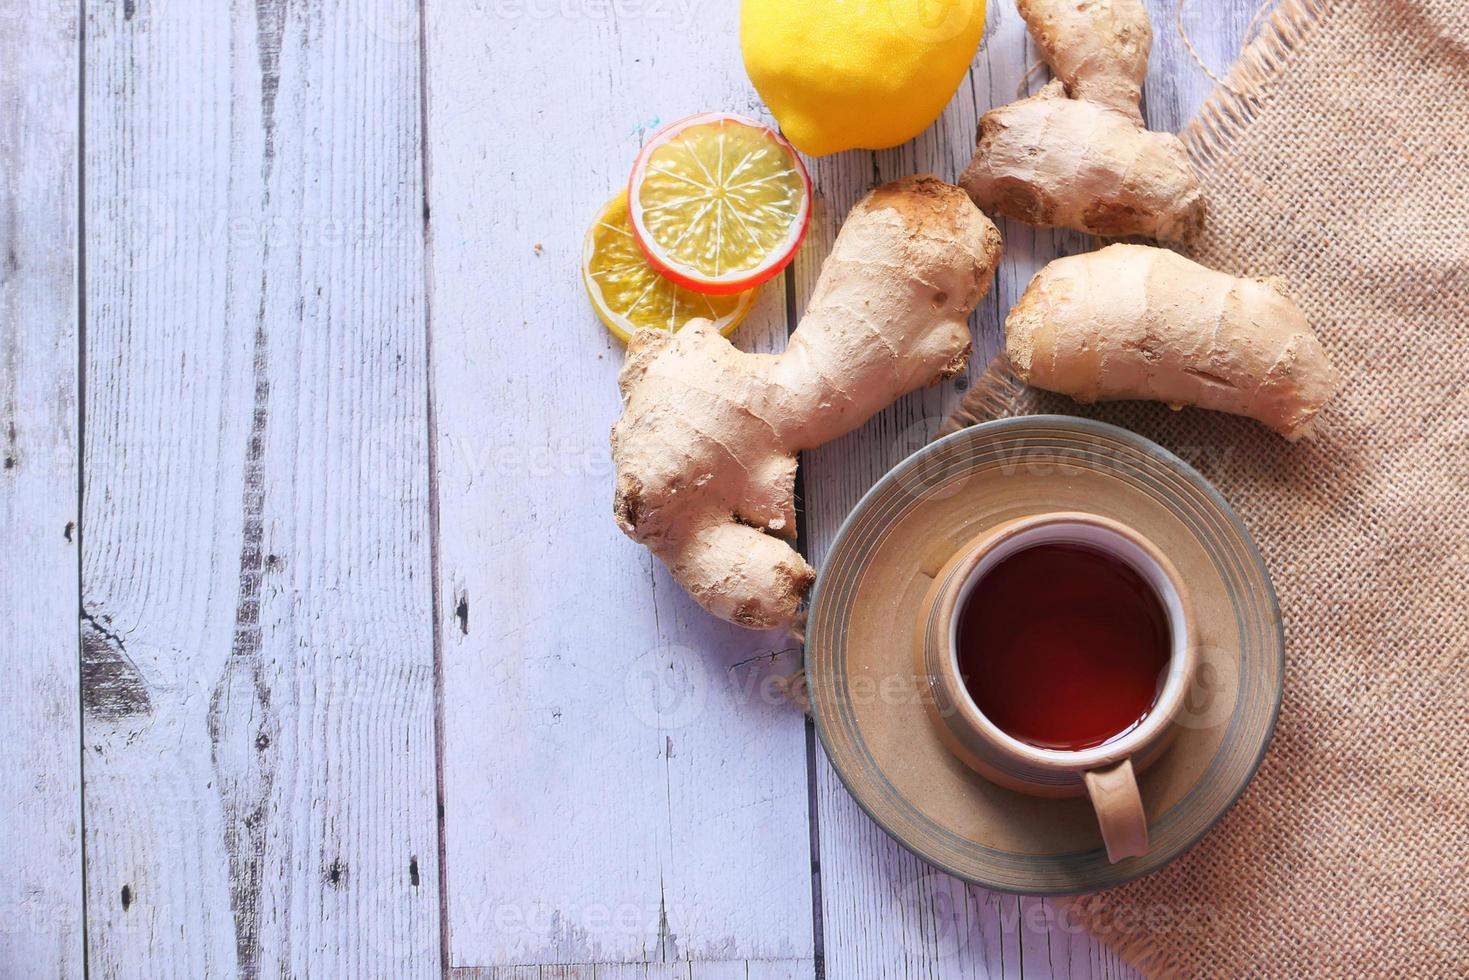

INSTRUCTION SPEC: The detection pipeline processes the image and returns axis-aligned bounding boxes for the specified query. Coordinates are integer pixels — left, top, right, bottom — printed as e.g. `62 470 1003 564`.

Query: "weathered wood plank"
452 958 810 980
422 1 815 973
799 1 1260 977
81 1 437 975
0 1 83 976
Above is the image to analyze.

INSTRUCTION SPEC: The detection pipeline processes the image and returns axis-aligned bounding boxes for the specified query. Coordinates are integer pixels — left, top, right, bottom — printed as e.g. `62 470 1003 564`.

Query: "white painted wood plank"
454 959 809 980
800 2 1260 977
423 2 814 974
0 2 83 976
81 2 437 976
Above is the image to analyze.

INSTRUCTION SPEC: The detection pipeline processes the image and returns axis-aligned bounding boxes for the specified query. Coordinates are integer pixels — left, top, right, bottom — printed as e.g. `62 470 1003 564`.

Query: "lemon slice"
628 112 811 294
583 191 758 343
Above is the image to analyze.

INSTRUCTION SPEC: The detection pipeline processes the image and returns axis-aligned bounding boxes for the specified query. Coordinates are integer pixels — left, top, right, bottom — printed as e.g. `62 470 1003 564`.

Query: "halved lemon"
583 191 759 343
628 112 811 295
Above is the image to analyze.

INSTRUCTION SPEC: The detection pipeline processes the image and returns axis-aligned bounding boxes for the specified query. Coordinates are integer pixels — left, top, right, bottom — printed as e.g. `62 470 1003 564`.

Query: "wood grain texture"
422 1 815 974
0 1 84 976
452 960 810 980
798 2 1264 977
81 1 437 976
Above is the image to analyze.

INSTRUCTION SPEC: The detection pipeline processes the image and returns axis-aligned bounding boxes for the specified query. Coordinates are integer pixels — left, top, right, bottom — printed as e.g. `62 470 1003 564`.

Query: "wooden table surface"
2 1 1261 976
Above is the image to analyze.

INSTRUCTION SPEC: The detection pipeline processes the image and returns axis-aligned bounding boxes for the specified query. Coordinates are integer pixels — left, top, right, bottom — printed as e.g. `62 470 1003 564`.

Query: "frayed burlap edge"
1183 0 1335 171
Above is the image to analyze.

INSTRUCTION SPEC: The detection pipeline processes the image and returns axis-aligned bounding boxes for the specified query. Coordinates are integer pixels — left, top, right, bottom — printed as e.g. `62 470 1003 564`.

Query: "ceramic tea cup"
915 512 1199 863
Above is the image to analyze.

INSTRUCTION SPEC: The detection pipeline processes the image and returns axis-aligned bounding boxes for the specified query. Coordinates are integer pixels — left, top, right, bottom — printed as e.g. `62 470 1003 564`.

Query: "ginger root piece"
960 0 1204 242
1007 244 1339 439
612 176 1003 630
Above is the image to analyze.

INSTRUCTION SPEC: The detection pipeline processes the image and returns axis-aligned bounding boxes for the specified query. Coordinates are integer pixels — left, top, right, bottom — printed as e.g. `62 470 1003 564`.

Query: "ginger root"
612 176 1003 630
960 0 1204 242
1007 244 1339 438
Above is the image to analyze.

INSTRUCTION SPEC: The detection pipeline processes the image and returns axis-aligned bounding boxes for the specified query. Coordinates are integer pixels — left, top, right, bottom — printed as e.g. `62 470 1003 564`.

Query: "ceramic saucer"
807 416 1284 895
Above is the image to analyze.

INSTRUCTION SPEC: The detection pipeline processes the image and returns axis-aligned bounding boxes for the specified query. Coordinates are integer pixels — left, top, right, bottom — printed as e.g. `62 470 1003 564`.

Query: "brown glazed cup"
915 512 1199 864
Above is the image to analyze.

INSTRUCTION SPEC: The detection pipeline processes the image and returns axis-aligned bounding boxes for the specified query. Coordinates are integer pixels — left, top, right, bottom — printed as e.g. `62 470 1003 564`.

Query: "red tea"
955 542 1170 751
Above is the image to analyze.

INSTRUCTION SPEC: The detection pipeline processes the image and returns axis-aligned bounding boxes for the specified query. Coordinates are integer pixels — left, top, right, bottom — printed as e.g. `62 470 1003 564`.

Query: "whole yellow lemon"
741 0 988 157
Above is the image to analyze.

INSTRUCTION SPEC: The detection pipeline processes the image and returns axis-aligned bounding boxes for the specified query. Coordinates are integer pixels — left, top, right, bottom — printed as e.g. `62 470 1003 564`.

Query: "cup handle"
1083 759 1149 863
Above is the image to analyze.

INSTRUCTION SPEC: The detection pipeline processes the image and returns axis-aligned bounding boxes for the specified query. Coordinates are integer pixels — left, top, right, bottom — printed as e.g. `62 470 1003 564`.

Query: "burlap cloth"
937 0 1469 974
